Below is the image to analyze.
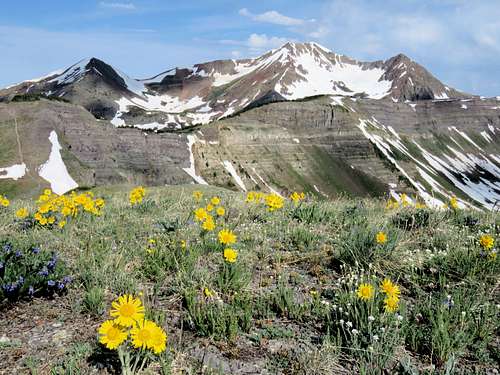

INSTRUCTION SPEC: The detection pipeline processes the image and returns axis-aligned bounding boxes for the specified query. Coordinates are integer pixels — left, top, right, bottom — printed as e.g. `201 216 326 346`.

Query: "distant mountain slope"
1 42 499 210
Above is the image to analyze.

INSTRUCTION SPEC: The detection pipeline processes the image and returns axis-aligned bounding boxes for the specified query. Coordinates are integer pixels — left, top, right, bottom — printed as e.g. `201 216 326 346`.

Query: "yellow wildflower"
479 234 494 250
290 191 306 204
203 287 214 297
149 325 167 354
401 194 410 207
15 208 29 219
38 204 50 214
206 203 214 212
58 220 67 229
194 207 208 222
61 206 72 216
98 320 128 350
384 296 399 313
356 283 374 301
130 319 158 350
245 191 256 203
386 198 399 210
380 278 400 299
223 248 238 263
129 186 146 205
415 201 426 209
216 206 225 216
1 198 10 207
376 231 387 244
202 216 216 231
265 193 284 212
110 294 145 327
193 190 203 201
449 196 459 210
38 194 50 203
210 196 220 205
218 229 237 245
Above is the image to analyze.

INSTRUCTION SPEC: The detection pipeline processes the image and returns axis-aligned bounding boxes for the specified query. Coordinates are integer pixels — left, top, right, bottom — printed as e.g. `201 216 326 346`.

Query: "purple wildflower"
38 267 49 277
47 280 56 287
2 283 16 293
31 247 40 254
47 255 58 271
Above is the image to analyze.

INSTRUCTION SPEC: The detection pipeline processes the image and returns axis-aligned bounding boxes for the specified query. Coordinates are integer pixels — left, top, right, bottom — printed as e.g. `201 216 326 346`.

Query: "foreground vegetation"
0 185 498 374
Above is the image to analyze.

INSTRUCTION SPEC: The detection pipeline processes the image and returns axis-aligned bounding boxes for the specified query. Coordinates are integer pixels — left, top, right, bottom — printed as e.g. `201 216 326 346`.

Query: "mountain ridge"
0 42 499 211
0 42 472 131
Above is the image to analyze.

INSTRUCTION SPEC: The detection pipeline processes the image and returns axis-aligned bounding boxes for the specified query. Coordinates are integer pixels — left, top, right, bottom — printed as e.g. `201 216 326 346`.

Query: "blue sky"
1 0 499 96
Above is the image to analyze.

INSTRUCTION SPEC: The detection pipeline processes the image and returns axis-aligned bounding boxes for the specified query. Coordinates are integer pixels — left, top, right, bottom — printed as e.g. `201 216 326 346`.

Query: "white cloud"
247 33 288 49
392 16 444 45
219 33 290 51
239 8 305 26
307 26 330 39
99 2 136 10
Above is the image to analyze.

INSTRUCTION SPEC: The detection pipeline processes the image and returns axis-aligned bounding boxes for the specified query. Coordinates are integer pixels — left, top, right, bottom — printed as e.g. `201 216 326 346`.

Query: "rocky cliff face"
181 95 500 209
0 42 499 209
0 100 193 197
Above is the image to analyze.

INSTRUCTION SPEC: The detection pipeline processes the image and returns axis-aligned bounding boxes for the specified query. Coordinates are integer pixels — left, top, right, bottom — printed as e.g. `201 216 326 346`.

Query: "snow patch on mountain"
450 126 481 149
434 92 449 100
276 45 392 100
0 163 27 181
222 160 247 191
183 135 208 185
49 59 90 85
38 131 78 195
481 131 493 143
139 69 176 84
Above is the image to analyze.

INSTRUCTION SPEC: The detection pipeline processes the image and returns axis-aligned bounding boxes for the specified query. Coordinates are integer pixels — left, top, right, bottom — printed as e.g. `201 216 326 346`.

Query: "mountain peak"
274 41 333 55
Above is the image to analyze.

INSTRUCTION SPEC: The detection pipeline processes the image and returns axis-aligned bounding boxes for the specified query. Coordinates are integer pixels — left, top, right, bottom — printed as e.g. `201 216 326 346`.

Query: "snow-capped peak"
1 42 472 132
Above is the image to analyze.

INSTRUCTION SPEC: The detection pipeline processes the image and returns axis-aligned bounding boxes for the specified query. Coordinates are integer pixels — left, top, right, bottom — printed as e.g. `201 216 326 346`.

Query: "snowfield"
222 161 247 191
358 119 500 210
38 131 78 195
182 135 208 185
0 163 27 180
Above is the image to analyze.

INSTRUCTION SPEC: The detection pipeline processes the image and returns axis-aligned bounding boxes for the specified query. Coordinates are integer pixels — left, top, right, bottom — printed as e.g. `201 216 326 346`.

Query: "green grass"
0 185 498 374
